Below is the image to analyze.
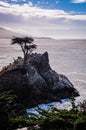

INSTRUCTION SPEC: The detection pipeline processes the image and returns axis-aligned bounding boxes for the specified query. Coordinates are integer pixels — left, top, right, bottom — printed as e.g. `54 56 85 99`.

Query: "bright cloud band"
72 0 86 3
0 1 86 21
0 0 86 39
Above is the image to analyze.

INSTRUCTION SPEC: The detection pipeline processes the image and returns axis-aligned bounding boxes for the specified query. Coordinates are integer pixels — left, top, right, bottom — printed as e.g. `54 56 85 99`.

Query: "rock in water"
0 52 79 108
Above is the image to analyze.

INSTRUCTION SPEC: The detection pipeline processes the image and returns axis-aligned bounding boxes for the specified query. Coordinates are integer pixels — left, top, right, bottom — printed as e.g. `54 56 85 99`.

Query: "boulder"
26 65 48 89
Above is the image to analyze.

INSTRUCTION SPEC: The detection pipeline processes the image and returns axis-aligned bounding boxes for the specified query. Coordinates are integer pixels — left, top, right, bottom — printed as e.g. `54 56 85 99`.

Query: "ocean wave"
75 79 86 83
66 72 86 76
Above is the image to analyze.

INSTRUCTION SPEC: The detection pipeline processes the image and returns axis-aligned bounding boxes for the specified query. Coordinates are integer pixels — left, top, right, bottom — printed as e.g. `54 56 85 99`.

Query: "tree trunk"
23 53 27 69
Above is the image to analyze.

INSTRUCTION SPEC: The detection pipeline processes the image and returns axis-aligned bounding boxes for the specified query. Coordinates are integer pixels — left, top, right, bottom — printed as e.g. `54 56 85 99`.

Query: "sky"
0 0 86 39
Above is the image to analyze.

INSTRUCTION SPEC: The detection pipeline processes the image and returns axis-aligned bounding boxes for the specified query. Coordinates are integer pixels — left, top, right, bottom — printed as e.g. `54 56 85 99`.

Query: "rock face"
0 52 79 108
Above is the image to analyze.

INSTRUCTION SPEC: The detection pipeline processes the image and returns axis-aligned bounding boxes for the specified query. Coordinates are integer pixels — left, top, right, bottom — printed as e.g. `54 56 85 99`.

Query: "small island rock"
0 52 79 108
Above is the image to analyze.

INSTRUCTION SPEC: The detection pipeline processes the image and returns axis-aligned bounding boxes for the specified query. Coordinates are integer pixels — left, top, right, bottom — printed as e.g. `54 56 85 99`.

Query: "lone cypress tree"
11 36 37 67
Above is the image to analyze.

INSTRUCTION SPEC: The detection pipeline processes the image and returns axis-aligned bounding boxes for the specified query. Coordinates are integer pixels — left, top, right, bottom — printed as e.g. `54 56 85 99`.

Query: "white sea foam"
65 71 86 76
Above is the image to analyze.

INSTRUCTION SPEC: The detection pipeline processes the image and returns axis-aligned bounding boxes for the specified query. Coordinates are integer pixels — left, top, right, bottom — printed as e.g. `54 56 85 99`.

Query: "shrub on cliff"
0 91 25 129
29 106 86 130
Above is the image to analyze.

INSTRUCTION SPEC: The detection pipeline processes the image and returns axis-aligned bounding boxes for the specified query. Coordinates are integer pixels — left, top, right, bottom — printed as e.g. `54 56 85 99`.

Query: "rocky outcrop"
0 52 79 108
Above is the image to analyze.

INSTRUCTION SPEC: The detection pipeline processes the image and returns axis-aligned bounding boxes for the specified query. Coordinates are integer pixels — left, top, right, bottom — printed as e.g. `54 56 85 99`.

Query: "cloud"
0 1 86 21
0 1 86 38
65 14 86 20
0 1 10 7
11 0 18 2
72 0 86 3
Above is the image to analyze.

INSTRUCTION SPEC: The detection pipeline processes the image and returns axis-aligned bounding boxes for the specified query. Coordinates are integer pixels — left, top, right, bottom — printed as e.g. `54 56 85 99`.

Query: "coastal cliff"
0 52 79 108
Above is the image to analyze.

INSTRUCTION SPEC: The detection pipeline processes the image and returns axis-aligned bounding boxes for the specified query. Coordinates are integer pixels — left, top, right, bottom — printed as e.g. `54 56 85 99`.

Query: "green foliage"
27 99 86 129
0 90 16 100
0 91 25 129
0 91 17 113
11 37 34 45
0 91 86 130
27 106 86 130
70 96 77 111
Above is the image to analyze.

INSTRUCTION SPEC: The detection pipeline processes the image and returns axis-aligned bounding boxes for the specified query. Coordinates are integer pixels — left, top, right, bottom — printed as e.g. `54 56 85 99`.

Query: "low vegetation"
0 90 86 130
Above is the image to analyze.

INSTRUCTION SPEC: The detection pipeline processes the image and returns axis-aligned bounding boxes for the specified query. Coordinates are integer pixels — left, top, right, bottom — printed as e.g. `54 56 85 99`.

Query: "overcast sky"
0 0 86 39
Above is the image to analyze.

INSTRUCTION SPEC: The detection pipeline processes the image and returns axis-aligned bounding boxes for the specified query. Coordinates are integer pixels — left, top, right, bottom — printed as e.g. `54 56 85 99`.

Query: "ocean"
0 38 86 110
